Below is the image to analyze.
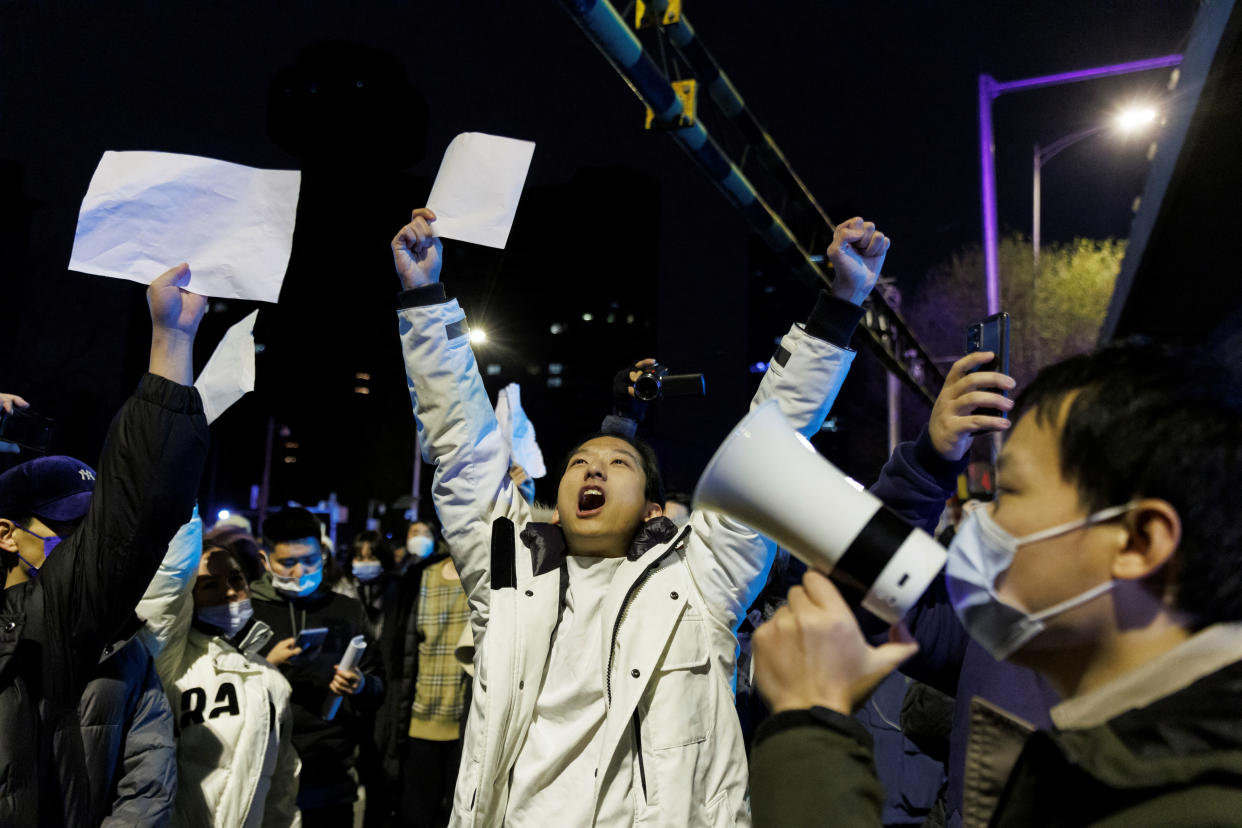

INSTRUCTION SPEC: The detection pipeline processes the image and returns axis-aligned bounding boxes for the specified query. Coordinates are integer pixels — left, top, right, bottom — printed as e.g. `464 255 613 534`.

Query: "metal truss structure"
558 0 945 403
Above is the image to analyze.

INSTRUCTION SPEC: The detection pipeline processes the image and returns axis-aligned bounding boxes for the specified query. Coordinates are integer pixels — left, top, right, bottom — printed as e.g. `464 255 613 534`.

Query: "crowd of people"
0 205 1239 828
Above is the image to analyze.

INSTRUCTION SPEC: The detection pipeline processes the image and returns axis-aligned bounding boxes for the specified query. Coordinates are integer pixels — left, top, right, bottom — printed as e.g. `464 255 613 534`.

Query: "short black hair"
1013 339 1242 626
557 432 665 506
262 507 323 546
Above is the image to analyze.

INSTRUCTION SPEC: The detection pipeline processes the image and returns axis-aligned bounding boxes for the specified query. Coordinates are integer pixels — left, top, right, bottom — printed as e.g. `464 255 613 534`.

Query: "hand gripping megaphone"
693 400 945 624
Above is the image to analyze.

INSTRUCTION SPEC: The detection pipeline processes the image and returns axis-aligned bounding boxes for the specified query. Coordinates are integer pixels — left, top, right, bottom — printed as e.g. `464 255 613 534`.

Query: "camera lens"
633 375 660 402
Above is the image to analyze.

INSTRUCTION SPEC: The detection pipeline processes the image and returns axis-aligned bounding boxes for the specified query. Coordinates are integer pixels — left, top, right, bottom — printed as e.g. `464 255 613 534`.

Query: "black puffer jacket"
0 374 208 827
79 616 177 827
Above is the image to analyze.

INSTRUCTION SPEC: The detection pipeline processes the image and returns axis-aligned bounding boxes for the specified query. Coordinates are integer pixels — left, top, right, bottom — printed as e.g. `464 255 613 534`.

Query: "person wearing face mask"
739 350 1044 827
0 454 181 826
137 509 301 826
0 264 209 826
250 507 386 828
749 340 1242 827
345 530 396 637
394 520 437 574
342 530 399 828
374 519 469 828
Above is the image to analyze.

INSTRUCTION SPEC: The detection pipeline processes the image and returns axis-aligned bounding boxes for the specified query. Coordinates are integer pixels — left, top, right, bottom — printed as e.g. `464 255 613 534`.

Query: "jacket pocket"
646 615 710 750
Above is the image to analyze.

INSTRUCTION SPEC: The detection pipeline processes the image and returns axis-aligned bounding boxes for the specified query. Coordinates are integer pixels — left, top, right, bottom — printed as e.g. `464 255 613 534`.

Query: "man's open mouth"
577 486 606 516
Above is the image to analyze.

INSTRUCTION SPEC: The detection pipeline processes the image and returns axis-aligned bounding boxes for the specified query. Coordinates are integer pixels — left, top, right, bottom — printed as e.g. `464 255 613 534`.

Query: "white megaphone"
694 400 946 624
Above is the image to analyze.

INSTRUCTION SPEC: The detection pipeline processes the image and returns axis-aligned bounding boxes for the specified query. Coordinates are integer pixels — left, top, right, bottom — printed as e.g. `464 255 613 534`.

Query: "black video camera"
632 364 706 402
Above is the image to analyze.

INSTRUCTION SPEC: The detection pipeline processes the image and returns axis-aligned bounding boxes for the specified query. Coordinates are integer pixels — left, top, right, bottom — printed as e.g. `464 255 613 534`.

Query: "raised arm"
865 352 1015 686
685 219 889 627
750 217 888 430
136 510 204 679
871 351 1014 532
391 210 529 623
36 264 209 705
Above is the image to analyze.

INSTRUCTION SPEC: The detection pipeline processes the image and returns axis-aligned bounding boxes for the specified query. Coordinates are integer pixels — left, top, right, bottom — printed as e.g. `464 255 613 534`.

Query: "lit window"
581 313 594 322
354 386 371 395
486 364 502 376
550 323 565 335
547 377 563 388
548 363 563 375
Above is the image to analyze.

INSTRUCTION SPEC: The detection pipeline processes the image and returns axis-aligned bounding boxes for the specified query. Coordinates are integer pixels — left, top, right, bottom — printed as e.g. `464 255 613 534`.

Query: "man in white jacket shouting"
389 208 889 828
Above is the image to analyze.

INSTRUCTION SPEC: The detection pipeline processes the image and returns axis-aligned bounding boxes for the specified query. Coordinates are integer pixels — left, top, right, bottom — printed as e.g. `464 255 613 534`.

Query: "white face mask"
195 598 254 639
352 560 383 582
945 502 1134 661
272 567 323 598
406 535 435 560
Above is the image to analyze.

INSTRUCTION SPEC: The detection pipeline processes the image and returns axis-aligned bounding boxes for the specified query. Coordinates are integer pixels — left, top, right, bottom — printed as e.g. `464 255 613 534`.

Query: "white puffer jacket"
137 513 301 828
398 297 854 827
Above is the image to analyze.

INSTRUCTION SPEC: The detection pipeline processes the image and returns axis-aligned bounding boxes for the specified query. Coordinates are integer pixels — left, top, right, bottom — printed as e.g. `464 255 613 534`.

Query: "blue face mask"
13 526 62 577
195 598 254 639
945 502 1134 661
352 560 383 583
272 567 323 598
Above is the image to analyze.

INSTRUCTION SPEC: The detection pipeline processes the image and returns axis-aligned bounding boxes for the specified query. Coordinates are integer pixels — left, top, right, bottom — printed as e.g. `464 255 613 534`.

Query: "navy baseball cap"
0 455 96 523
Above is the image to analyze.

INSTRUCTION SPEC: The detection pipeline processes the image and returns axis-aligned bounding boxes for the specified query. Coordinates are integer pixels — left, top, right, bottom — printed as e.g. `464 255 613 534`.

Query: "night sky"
0 1 1198 533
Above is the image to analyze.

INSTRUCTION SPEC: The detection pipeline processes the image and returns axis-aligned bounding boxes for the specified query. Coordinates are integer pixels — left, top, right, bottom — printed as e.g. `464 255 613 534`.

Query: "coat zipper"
632 710 648 801
606 563 655 706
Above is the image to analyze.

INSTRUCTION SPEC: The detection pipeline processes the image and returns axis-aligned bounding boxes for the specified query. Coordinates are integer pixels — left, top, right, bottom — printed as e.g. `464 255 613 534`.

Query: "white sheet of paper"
194 310 259 425
494 383 546 478
426 133 535 249
69 151 301 302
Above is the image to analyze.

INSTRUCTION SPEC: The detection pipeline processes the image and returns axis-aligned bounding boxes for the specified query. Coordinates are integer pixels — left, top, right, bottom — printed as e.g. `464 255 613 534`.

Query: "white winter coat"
137 514 302 828
398 298 853 828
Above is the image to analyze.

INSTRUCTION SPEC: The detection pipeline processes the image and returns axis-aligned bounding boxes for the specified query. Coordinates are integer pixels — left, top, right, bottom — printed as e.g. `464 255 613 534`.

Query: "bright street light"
1033 105 1161 267
1116 106 1158 132
469 328 487 345
978 54 1183 315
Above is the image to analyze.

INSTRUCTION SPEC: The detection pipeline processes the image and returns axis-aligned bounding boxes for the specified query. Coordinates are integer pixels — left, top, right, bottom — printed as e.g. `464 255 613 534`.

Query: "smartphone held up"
965 313 1010 419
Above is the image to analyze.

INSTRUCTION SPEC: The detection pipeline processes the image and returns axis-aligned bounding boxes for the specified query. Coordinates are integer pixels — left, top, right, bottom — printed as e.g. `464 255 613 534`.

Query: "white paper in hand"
426 133 535 249
495 383 546 478
69 151 301 302
194 310 259 425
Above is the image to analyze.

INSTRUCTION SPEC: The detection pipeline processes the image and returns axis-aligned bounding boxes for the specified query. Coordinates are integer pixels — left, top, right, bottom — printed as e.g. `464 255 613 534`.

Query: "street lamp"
1033 106 1160 268
978 55 1182 315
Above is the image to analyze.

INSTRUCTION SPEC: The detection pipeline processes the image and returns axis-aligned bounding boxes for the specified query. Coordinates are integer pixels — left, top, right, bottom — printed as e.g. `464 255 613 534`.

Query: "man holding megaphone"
388 207 887 827
748 342 1242 827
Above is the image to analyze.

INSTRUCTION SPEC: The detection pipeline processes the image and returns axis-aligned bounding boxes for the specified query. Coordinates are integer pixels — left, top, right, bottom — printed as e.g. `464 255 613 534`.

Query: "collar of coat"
519 516 681 575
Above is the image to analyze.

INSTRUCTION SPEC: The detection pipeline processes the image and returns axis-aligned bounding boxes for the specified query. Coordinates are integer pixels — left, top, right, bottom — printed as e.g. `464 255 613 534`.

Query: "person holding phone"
251 507 386 828
750 340 1242 827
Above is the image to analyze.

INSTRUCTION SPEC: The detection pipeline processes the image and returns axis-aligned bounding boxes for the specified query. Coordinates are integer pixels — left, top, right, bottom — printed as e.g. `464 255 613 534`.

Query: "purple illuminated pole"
978 54 1183 315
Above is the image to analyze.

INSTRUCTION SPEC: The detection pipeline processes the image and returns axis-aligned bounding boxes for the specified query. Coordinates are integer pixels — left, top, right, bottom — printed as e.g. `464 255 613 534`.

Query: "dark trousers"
396 737 462 828
302 801 357 828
